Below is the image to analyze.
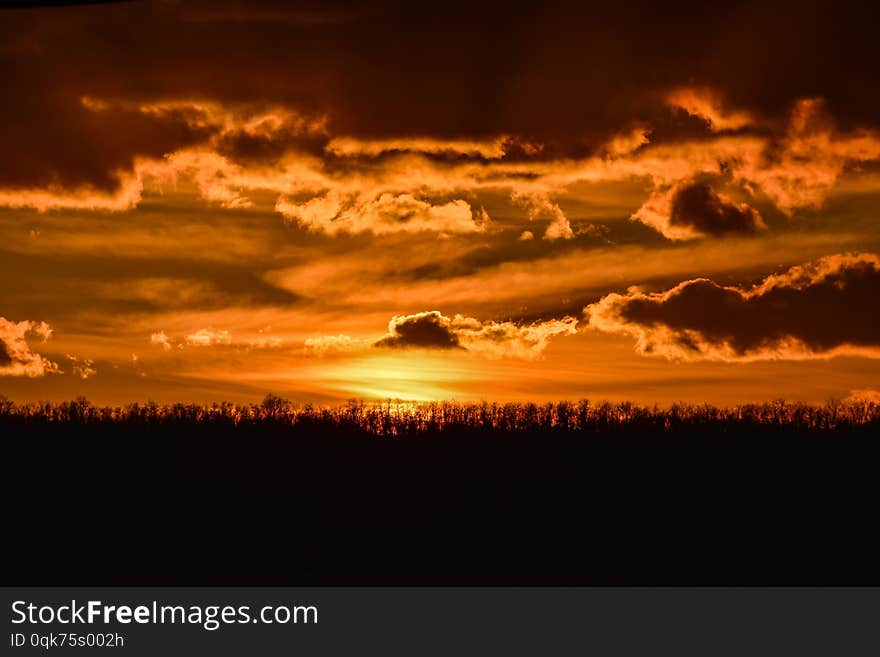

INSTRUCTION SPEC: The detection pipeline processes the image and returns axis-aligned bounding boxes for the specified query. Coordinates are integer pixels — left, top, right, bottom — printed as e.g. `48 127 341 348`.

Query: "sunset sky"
1 0 879 405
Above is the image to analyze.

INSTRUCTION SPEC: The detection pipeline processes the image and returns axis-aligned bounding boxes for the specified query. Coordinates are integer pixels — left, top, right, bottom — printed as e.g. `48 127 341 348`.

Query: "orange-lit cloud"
603 127 652 156
150 327 285 351
150 331 173 351
586 253 880 361
666 87 754 131
304 334 367 356
375 311 578 359
511 191 574 240
246 335 284 349
632 177 766 240
0 317 59 377
325 136 513 158
185 328 233 347
0 170 145 212
276 191 488 235
66 354 96 380
624 98 880 237
739 98 880 213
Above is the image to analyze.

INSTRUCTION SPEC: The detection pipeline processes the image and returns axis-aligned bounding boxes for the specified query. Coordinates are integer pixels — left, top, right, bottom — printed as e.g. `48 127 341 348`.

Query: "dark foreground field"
3 397 880 585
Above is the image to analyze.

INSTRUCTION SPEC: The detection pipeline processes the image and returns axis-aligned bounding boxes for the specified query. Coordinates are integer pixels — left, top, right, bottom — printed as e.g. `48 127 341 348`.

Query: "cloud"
511 191 574 240
66 354 96 380
185 328 233 347
375 310 578 358
154 328 283 350
150 331 173 351
0 317 59 377
276 191 487 235
844 389 880 404
621 96 880 237
586 253 880 361
0 173 145 212
0 93 218 211
668 181 764 237
741 98 880 213
632 178 765 239
303 334 367 355
666 87 754 131
246 335 283 349
603 127 652 156
375 311 464 350
453 315 580 359
0 99 325 213
325 136 512 159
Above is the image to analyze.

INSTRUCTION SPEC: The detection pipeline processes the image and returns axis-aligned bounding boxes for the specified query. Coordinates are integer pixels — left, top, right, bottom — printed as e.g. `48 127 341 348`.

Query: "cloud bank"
2 90 878 243
586 253 880 361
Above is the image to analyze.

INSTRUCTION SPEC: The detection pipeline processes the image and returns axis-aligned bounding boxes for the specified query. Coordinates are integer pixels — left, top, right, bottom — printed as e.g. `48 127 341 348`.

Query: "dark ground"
4 401 880 585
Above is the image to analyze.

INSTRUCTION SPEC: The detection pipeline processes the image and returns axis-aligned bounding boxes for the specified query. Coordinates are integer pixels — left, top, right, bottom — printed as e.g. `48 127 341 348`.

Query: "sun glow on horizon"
303 352 477 402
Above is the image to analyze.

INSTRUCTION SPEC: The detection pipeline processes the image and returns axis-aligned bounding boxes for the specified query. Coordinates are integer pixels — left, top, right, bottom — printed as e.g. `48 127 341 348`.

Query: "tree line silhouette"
4 395 880 585
3 395 877 434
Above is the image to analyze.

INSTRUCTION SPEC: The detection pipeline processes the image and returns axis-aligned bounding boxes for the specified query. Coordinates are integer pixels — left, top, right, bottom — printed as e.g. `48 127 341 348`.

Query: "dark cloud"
669 180 765 237
0 95 213 198
375 311 462 349
0 337 12 366
214 131 292 165
0 1 128 7
586 253 880 360
2 0 879 152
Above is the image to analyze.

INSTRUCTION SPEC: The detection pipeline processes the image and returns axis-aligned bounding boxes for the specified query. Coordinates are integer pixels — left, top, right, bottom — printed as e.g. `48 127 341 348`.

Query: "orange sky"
1 1 879 406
